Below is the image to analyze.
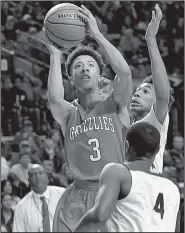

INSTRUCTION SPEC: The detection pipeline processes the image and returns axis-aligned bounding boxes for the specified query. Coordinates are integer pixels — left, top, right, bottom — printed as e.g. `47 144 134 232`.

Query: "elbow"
118 69 132 79
95 206 110 223
156 91 170 103
48 91 63 104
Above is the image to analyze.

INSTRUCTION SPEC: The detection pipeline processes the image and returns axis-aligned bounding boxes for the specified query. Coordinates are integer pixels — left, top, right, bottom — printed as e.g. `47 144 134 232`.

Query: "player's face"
71 55 100 92
130 83 156 114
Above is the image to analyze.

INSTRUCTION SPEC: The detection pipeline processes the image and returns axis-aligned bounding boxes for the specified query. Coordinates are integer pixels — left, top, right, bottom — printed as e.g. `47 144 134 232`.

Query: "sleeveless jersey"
137 104 169 174
64 93 127 181
107 170 180 232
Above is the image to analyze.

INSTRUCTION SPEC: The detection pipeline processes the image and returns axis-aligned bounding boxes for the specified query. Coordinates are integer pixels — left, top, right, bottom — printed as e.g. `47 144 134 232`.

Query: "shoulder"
101 163 130 181
162 178 180 205
14 192 32 212
11 163 20 170
48 186 65 195
139 104 169 133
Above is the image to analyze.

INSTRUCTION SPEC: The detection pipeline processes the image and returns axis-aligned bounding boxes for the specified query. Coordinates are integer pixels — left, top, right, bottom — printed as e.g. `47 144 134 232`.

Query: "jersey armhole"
151 103 169 131
118 163 132 201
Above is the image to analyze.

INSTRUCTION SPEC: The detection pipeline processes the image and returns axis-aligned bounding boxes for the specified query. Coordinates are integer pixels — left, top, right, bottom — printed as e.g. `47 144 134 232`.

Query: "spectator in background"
38 138 65 173
14 119 43 152
39 138 56 161
1 77 17 135
170 134 184 183
11 74 28 107
10 75 29 130
52 120 61 131
12 164 65 232
118 28 141 59
1 180 21 211
1 78 14 111
10 152 32 187
9 139 37 167
1 193 14 233
38 120 51 135
1 143 10 181
1 156 10 181
1 224 8 233
49 129 64 150
43 160 68 188
1 2 12 27
3 15 17 41
15 69 42 102
14 14 32 33
170 135 184 160
9 174 31 200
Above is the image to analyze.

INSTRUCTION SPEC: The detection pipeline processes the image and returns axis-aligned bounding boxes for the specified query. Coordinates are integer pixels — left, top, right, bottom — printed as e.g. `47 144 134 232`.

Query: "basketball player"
129 4 173 174
74 122 180 232
43 4 132 232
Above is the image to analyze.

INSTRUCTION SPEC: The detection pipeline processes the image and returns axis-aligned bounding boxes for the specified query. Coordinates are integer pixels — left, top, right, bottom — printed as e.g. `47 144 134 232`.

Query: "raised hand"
42 28 70 55
145 4 163 40
79 5 100 38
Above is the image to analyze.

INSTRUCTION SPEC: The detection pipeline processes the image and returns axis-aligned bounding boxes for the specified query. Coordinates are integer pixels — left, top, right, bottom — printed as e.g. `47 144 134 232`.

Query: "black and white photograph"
1 1 184 232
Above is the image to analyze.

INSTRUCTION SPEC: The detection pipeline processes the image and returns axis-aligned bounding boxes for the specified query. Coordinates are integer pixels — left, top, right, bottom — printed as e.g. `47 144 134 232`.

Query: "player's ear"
98 75 101 83
68 76 74 85
125 140 129 154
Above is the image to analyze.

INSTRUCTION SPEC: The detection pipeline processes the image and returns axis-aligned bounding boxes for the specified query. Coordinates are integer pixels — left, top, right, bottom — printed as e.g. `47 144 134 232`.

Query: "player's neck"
32 186 47 195
77 89 102 111
133 111 148 122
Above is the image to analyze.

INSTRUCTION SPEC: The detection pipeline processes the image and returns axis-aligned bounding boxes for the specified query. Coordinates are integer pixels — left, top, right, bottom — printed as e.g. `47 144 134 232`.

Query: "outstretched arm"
79 5 132 126
74 163 129 232
43 30 72 134
145 4 170 125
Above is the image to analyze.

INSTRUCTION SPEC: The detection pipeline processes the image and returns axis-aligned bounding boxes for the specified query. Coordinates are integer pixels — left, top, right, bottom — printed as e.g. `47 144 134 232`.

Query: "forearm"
146 37 170 101
74 209 104 232
94 32 131 77
48 54 64 102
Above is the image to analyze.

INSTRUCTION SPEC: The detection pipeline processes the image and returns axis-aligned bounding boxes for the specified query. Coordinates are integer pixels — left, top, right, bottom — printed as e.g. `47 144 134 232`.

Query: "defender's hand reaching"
145 4 163 40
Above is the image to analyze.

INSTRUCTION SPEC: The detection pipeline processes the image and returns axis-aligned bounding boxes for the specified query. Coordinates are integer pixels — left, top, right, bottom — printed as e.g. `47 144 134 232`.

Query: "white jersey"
137 105 169 174
107 170 180 232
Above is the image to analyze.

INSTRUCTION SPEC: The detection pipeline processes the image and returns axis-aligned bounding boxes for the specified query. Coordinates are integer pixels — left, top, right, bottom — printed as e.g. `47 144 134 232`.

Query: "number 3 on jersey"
88 138 101 162
154 193 165 219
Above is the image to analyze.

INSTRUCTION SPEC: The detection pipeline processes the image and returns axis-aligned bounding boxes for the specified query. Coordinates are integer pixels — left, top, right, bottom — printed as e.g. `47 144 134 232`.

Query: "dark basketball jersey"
64 93 128 181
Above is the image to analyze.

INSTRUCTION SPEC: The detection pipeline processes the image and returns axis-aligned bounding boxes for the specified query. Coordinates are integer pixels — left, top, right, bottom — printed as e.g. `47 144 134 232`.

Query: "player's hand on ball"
79 5 100 38
145 4 162 40
42 28 69 55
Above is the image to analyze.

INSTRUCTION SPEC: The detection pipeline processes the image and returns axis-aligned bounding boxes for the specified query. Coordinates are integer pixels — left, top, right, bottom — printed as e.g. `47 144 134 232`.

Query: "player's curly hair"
127 122 160 158
65 46 105 77
142 75 174 110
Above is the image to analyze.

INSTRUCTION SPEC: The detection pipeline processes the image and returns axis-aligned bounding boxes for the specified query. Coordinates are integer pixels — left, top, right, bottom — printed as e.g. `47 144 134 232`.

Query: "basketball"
44 3 87 48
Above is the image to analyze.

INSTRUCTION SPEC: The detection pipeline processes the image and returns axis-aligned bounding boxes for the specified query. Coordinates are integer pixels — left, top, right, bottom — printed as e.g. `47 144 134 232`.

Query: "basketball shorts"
52 179 108 232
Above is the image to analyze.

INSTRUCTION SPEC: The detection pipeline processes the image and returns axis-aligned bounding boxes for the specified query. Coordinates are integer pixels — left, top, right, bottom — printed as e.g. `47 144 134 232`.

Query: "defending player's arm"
43 30 72 134
74 163 129 232
145 4 170 125
79 5 132 127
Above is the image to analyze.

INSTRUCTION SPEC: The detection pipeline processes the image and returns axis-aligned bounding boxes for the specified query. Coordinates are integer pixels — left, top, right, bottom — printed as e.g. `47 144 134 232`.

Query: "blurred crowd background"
1 1 184 232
